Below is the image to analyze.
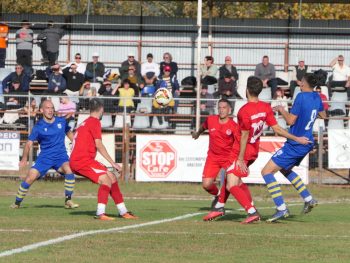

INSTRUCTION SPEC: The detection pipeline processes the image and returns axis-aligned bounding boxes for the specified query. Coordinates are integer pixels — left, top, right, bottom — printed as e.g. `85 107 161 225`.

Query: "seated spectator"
18 97 38 127
159 52 178 78
200 56 218 85
63 53 86 74
85 52 105 82
98 81 118 113
116 79 135 113
120 53 141 80
328 55 350 98
315 86 329 113
141 53 159 86
271 87 289 113
254 55 277 98
200 85 215 115
79 80 96 110
217 73 242 103
122 65 144 91
2 64 30 107
47 63 66 94
57 94 76 130
219 56 239 82
62 62 85 94
289 58 308 97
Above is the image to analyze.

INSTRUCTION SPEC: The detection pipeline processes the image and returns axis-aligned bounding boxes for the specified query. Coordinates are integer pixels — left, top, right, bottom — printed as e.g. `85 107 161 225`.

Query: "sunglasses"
15 67 22 69
128 68 134 70
338 60 344 62
75 57 81 59
128 56 134 58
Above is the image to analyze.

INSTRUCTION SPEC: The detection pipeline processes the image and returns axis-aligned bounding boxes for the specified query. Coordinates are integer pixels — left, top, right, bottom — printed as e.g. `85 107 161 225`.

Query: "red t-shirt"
202 115 239 158
70 116 102 163
232 101 277 161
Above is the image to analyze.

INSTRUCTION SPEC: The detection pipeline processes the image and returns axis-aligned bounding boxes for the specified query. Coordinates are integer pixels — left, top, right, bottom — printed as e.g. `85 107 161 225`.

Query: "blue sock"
64 174 75 199
15 181 31 204
263 173 287 211
286 171 312 202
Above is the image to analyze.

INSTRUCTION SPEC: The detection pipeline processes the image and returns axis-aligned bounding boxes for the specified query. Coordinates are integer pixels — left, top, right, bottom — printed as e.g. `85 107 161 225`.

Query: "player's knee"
98 174 112 187
107 171 117 183
202 180 212 190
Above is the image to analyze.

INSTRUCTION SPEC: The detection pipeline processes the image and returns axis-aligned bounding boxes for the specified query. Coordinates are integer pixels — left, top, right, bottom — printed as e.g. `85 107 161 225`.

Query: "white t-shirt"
141 62 160 77
332 63 350 81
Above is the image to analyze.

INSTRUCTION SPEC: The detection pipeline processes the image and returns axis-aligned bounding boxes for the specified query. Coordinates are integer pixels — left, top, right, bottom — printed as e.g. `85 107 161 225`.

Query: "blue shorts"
32 154 69 178
271 142 313 171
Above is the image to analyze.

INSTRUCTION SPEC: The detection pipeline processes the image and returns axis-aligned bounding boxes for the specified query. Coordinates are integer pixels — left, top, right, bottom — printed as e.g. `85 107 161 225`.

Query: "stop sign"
140 140 177 178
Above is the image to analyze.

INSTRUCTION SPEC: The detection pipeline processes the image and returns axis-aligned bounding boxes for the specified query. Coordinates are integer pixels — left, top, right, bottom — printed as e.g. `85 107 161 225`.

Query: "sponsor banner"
0 132 20 171
328 129 350 169
136 135 309 184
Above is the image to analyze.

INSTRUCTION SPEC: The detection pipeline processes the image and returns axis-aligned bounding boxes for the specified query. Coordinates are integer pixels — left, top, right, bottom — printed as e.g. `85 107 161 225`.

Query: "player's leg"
107 171 138 219
96 173 115 220
281 168 318 214
57 161 79 209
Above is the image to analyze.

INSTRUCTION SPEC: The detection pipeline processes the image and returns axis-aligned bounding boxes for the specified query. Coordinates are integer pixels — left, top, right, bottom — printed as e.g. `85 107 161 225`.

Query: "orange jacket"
0 24 9 48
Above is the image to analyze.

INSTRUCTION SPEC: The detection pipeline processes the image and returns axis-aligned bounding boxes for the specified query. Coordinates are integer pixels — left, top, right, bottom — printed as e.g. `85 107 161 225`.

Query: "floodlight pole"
195 0 203 131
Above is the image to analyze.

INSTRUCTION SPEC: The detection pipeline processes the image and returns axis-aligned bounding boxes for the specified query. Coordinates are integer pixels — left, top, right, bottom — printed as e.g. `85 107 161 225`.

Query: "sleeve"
1 73 12 90
155 63 160 77
21 75 30 92
291 94 302 117
270 65 276 79
173 62 178 74
141 64 146 76
232 67 239 80
91 119 102 140
254 65 260 78
238 110 251 131
28 125 38 142
64 119 70 133
265 105 278 126
60 76 67 91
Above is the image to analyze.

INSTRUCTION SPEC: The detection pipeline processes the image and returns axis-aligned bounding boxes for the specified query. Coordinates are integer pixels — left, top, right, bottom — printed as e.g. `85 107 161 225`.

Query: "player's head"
246 76 263 98
89 98 104 120
218 98 232 120
39 99 55 121
301 73 318 92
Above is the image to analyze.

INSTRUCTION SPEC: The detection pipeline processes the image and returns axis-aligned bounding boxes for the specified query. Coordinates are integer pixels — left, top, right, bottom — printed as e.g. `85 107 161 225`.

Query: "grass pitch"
0 180 349 263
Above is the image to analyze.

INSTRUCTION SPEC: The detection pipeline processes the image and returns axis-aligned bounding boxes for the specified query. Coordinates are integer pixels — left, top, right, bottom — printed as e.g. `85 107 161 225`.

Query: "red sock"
218 180 230 204
205 184 219 196
98 184 110 204
110 182 124 204
239 183 253 204
229 186 253 212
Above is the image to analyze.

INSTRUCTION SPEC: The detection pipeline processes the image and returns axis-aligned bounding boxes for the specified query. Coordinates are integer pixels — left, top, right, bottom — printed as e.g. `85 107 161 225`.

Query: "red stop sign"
140 140 177 178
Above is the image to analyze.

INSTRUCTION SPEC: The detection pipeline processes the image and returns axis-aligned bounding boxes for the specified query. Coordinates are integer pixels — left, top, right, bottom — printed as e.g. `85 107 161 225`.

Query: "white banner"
0 132 20 171
328 129 350 169
136 135 309 184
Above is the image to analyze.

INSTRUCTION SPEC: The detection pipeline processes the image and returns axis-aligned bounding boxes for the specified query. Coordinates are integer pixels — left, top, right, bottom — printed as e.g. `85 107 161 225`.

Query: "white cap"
92 52 99 57
128 52 135 57
298 57 305 62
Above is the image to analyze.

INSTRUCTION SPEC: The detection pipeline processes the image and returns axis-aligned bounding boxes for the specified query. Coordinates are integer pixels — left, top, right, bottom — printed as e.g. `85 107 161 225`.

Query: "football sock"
64 173 75 201
96 203 106 216
116 202 128 216
229 186 256 213
15 181 31 204
286 171 312 202
110 182 124 204
239 183 253 205
205 183 219 196
263 173 287 211
217 179 230 204
98 184 110 205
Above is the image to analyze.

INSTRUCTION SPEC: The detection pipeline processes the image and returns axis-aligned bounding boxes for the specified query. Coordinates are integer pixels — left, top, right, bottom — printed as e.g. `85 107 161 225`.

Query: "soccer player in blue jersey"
261 73 327 222
11 99 79 209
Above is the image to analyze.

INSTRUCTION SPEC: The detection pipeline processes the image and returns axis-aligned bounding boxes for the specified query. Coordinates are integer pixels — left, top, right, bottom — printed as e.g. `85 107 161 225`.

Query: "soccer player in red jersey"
225 76 310 224
70 98 137 220
192 99 239 221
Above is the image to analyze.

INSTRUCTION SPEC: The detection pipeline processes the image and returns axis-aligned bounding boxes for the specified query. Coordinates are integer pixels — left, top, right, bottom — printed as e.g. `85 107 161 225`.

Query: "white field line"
0 212 203 258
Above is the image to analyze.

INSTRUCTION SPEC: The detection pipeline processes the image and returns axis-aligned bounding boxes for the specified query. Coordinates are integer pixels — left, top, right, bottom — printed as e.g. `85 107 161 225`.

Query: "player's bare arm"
274 105 297 125
19 140 33 166
271 125 310 145
95 139 121 171
237 130 249 173
192 125 205 140
66 130 74 142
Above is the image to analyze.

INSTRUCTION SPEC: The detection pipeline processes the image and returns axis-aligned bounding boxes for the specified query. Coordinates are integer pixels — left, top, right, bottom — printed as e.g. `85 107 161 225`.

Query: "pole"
208 0 213 56
318 126 324 184
298 0 302 28
86 0 91 24
195 0 203 131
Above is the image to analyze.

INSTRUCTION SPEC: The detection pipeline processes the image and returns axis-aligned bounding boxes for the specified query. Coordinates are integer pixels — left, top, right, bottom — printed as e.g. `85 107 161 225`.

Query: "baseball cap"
164 65 171 72
128 52 135 57
92 52 99 57
298 58 305 62
147 53 153 58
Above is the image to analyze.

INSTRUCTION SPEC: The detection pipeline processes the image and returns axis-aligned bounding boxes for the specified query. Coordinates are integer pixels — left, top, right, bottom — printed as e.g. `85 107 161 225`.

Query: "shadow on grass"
69 210 96 216
34 204 64 209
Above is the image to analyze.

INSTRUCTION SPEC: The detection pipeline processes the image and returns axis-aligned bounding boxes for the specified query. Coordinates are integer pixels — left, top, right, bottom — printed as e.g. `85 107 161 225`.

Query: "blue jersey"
288 92 324 146
29 116 70 159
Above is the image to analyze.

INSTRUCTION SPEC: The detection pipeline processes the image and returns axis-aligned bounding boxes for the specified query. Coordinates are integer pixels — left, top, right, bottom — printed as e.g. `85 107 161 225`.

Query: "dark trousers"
0 48 6 68
16 49 33 76
267 78 278 98
47 51 58 66
328 80 349 98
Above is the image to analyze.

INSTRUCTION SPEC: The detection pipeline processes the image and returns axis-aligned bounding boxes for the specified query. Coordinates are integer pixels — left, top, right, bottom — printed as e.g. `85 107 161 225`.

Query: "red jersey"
232 101 277 161
202 115 239 158
70 116 102 163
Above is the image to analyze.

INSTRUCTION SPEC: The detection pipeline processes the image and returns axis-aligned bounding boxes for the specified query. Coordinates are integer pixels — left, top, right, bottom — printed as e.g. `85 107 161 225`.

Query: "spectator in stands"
63 53 86 74
79 80 96 110
120 53 141 80
219 56 238 82
0 22 9 68
122 65 144 90
19 97 38 127
271 87 289 112
116 79 135 113
254 55 277 98
289 58 308 97
37 21 65 66
217 72 242 102
141 53 159 86
47 63 66 94
159 52 178 78
62 62 85 97
157 65 180 101
85 52 105 82
58 94 76 130
200 85 215 115
98 81 119 113
328 55 350 98
16 20 33 76
315 86 329 113
2 64 30 107
200 56 218 85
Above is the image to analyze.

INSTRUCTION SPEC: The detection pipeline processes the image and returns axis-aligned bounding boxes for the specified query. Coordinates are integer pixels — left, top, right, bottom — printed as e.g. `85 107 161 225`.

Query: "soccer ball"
154 88 173 107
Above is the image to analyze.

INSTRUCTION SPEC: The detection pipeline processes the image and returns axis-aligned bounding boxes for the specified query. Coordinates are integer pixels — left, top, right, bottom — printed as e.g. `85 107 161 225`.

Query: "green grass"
0 180 349 263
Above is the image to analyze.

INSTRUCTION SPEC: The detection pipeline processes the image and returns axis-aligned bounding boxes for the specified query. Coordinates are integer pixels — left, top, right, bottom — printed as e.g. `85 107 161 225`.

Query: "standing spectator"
37 21 65 66
120 53 141 80
328 55 350 98
159 52 178 78
85 52 105 82
16 20 33 76
315 86 329 113
219 56 239 82
58 94 77 130
289 58 308 97
141 53 159 86
63 53 86 74
62 62 85 100
200 56 218 85
47 64 66 94
0 22 9 68
254 55 278 98
217 73 242 105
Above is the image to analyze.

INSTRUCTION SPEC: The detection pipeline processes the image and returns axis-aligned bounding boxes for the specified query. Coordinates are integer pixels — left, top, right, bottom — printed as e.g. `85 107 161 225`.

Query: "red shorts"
202 156 230 179
226 158 256 178
70 159 107 184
